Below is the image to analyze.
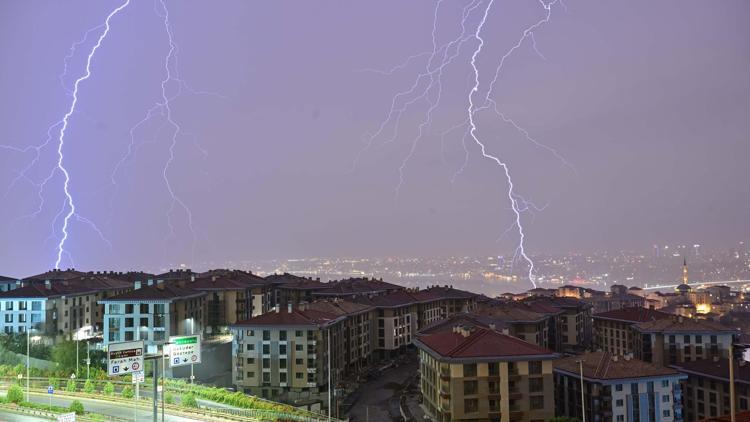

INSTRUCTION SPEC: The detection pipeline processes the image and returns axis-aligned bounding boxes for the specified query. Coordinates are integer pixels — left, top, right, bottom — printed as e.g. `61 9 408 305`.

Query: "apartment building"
100 282 206 350
584 285 646 314
593 307 671 355
632 316 738 366
231 308 330 403
672 358 750 421
0 276 131 340
525 296 592 352
554 351 687 422
310 277 404 300
188 271 275 331
0 275 18 292
474 302 551 349
415 324 558 422
354 290 418 357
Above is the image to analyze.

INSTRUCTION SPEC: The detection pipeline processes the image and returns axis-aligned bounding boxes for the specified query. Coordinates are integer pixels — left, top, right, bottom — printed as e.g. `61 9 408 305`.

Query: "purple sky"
1 0 749 277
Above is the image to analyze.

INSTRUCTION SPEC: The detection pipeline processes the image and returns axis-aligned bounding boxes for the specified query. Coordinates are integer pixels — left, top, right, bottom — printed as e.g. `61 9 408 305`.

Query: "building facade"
554 351 687 422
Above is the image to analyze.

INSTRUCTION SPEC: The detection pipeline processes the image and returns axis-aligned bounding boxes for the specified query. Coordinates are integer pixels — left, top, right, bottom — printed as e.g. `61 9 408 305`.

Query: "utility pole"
152 357 158 422
190 318 194 384
26 307 30 402
86 341 90 379
730 343 736 422
75 333 79 376
328 328 332 421
577 359 586 422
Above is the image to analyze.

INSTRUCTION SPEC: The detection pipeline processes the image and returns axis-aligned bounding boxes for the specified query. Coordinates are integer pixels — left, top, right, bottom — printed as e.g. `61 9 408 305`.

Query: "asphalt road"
0 391 201 422
0 412 47 422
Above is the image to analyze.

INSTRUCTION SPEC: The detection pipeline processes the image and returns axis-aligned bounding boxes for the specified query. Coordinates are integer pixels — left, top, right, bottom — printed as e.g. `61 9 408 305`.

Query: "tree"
103 382 114 396
69 400 85 415
6 385 23 404
181 393 198 408
83 379 95 394
51 341 80 374
121 386 134 399
66 379 77 393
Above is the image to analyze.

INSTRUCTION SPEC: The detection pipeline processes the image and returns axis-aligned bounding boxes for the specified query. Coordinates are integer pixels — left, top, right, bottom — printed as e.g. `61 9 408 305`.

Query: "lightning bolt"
360 0 566 288
51 0 131 269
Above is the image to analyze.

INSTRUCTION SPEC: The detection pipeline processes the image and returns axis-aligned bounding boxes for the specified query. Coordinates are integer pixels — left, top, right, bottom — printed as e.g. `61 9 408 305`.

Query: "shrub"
69 400 85 415
121 386 134 399
164 391 174 405
103 382 114 396
66 379 77 392
181 393 198 408
47 377 60 390
7 385 24 403
83 379 95 394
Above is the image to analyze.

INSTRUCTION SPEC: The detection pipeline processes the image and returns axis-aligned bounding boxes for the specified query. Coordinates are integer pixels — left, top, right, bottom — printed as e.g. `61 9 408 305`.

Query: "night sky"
1 0 748 276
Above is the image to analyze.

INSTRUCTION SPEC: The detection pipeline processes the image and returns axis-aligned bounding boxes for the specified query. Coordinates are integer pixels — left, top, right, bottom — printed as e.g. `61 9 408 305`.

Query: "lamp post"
26 306 30 402
188 318 194 384
579 361 586 422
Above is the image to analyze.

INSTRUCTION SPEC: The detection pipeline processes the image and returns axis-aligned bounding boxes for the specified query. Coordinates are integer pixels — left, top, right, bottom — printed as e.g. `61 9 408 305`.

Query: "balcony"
508 389 523 400
509 410 524 421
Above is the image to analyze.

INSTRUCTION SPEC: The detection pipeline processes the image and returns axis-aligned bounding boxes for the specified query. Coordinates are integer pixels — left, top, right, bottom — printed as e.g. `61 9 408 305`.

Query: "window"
296 344 303 352
616 399 624 407
279 331 287 341
125 331 134 340
5 301 13 311
279 372 287 383
262 358 270 369
279 359 287 369
279 344 287 355
463 364 477 377
662 395 670 402
530 396 544 410
246 358 255 364
140 318 148 328
464 399 479 413
696 335 702 343
662 380 670 388
684 335 690 343
30 314 41 323
31 301 42 311
246 371 255 378
262 330 270 341
463 380 478 395
262 372 270 383
529 378 543 393
295 330 303 337
295 358 303 365
4 314 12 323
307 373 315 382
617 416 625 422
296 373 303 379
246 330 255 336
125 318 134 328
125 304 134 314
18 301 27 311
246 344 254 351
488 362 499 376
528 361 542 375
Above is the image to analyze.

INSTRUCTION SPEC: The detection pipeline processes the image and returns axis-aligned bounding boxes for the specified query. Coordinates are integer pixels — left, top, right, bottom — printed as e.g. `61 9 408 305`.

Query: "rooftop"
0 276 130 299
593 307 672 323
418 313 508 335
474 302 547 323
555 351 683 381
671 358 750 384
232 308 339 328
22 269 87 282
416 326 556 361
313 277 403 296
101 283 204 302
633 316 737 334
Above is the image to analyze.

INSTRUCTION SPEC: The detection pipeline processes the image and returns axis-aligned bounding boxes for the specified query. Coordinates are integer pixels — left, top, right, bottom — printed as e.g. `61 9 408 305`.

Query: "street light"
187 318 195 384
576 359 586 422
26 306 30 402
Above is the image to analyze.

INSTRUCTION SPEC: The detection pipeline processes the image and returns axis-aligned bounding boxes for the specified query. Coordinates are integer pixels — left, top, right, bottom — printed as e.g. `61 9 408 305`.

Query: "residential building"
474 302 551 349
672 358 750 421
593 307 671 355
310 277 404 299
100 282 206 351
0 275 131 340
554 351 687 422
632 316 738 366
188 270 274 331
415 323 558 422
354 290 418 357
0 275 18 292
524 296 592 352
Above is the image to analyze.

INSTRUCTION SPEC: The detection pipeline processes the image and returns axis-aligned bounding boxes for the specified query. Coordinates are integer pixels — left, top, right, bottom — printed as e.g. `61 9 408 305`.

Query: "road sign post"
107 340 144 377
132 370 144 422
48 385 53 411
168 335 201 368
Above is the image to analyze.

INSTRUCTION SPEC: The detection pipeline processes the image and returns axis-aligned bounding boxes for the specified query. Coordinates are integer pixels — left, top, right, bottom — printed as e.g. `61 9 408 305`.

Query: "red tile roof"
555 351 683 380
0 276 130 299
416 326 556 360
633 316 737 334
232 308 340 327
418 313 508 335
188 272 270 290
22 269 86 282
593 307 672 323
100 283 204 301
671 358 750 384
313 277 403 296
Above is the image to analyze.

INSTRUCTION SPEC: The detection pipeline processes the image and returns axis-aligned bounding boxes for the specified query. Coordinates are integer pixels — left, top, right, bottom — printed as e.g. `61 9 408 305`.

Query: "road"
0 412 47 422
346 354 420 422
1 391 201 422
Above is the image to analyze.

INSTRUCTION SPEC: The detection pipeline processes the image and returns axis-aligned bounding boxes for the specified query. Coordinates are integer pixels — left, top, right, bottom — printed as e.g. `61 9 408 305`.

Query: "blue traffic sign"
47 386 54 394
